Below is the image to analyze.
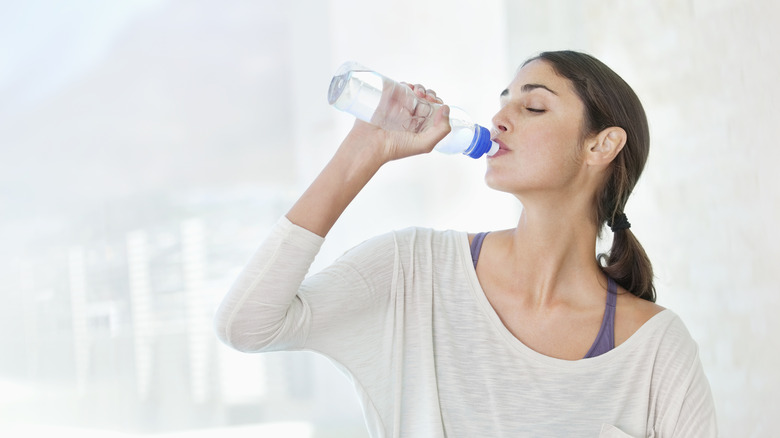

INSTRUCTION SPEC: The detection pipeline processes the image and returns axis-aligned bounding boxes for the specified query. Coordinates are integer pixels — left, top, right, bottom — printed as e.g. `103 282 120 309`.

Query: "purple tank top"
470 232 617 358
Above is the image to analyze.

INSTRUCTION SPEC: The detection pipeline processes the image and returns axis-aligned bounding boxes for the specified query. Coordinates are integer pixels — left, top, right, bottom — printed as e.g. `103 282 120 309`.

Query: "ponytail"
599 227 656 302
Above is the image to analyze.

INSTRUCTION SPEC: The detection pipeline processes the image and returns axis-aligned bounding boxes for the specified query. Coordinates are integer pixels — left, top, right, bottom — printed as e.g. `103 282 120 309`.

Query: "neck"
502 198 604 308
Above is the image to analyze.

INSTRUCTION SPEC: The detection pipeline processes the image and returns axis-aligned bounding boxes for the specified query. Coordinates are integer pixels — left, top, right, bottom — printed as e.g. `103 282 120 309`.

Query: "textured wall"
506 1 780 435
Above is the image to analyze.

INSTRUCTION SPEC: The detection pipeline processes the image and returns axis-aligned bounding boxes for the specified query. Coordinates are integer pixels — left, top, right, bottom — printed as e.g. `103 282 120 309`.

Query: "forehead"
503 59 576 100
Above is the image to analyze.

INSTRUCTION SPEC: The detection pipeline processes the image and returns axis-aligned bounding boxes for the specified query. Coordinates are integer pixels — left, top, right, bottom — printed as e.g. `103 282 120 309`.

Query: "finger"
426 89 443 104
415 84 443 104
409 83 443 103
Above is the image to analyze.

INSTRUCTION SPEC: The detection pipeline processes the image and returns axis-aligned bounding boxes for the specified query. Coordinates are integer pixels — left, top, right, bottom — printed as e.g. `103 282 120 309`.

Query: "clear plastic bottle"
327 61 498 159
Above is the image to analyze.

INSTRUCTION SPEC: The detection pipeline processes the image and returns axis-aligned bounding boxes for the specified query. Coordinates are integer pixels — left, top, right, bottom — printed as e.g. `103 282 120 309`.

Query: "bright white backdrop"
0 1 777 436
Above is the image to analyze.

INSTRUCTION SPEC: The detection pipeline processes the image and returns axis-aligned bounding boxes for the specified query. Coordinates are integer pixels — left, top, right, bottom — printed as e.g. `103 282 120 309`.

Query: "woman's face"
486 59 589 198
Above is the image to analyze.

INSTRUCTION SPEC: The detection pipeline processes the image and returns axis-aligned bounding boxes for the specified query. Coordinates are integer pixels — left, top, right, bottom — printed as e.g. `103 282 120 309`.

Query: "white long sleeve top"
214 217 718 437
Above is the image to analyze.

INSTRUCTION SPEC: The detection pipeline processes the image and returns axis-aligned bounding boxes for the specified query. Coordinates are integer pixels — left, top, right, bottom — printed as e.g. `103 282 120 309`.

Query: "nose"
491 109 509 137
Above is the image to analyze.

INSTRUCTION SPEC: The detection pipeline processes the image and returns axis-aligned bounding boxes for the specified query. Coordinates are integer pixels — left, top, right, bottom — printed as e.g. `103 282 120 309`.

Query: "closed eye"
526 108 545 113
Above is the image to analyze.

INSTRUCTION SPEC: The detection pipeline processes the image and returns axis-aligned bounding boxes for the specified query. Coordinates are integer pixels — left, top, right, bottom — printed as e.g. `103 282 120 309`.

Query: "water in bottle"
328 61 498 159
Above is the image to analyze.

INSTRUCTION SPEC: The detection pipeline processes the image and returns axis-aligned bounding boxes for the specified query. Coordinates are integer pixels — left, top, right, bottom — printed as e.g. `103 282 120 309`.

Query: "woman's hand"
345 83 452 163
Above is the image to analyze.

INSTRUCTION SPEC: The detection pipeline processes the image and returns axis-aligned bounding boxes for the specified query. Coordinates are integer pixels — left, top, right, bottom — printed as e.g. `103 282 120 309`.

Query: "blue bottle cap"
464 125 496 158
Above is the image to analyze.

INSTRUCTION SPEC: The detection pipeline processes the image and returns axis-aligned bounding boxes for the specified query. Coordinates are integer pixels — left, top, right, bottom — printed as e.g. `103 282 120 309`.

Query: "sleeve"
652 317 718 437
213 215 398 359
670 355 718 437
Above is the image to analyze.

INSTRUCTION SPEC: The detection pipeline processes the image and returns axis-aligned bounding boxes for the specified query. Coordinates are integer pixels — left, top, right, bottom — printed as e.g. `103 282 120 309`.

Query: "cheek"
485 131 582 192
533 116 584 166
519 123 574 166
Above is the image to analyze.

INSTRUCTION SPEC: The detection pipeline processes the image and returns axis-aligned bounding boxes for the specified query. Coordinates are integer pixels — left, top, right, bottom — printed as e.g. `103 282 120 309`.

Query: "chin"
485 170 543 199
484 173 519 195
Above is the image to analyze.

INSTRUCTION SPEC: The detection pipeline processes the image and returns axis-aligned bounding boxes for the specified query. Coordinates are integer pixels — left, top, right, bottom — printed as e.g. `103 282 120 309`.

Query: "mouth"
486 138 510 160
492 139 510 152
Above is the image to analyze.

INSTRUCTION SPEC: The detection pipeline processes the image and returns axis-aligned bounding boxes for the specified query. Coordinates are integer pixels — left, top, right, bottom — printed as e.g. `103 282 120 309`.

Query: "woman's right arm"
214 89 451 352
288 98 451 238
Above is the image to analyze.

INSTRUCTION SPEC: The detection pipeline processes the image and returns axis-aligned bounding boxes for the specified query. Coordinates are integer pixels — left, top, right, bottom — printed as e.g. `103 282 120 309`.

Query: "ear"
585 126 626 167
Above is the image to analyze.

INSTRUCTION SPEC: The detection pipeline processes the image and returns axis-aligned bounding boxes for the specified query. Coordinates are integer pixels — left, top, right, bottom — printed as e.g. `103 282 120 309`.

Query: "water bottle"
327 61 498 159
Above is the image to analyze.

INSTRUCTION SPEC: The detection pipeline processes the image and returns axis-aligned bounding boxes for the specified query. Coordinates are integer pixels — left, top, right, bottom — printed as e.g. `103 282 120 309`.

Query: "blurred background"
0 0 777 436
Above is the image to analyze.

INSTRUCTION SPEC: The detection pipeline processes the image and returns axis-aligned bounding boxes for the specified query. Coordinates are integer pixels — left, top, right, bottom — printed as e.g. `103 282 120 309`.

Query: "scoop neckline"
455 231 673 370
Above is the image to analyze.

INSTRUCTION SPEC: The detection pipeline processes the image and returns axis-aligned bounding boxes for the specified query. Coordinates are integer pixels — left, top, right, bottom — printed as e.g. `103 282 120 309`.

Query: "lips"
485 138 510 159
493 139 510 151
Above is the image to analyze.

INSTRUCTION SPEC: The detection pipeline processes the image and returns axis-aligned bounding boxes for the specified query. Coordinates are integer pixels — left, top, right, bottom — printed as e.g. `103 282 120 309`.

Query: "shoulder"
338 227 465 263
622 308 701 364
614 288 666 347
328 227 468 291
389 226 467 252
653 311 702 359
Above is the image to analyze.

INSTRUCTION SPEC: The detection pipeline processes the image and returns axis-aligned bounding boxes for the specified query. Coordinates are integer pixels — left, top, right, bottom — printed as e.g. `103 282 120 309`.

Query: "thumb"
423 104 452 145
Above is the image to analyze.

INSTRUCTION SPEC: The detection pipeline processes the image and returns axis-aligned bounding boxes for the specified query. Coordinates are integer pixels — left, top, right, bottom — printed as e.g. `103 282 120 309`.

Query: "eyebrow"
500 83 558 98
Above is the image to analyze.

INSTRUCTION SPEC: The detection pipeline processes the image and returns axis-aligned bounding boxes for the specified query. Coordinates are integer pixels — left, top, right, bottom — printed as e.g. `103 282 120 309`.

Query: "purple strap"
583 278 617 358
470 232 489 268
469 232 617 358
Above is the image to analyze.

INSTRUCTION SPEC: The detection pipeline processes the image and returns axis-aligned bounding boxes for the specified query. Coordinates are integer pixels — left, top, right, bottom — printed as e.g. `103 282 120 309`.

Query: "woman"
214 51 717 437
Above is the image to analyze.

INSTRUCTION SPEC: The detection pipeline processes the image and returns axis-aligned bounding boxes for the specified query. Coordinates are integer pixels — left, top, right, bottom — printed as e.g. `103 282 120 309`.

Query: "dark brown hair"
524 50 656 302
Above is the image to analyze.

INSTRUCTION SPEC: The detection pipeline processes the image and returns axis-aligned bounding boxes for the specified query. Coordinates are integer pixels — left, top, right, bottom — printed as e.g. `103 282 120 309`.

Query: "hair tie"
608 213 631 232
